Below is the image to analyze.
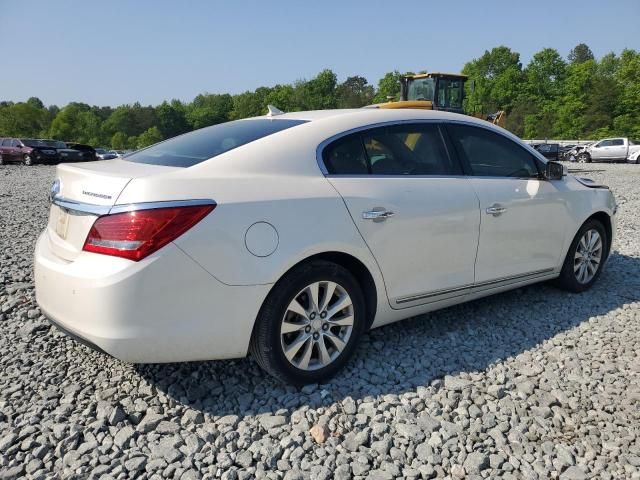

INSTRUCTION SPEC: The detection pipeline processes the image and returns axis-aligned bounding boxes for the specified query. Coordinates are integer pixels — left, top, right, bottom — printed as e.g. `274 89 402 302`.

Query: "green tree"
136 126 163 148
373 71 402 103
568 43 595 64
462 46 524 113
187 93 233 129
156 100 189 138
0 102 48 137
336 76 374 108
294 69 338 110
110 131 129 149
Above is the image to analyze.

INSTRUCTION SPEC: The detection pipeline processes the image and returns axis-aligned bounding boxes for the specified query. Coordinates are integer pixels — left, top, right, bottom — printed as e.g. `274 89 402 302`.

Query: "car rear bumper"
34 232 272 363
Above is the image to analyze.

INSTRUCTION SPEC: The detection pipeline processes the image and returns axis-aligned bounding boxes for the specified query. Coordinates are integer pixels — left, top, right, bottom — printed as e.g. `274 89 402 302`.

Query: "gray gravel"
1 163 639 479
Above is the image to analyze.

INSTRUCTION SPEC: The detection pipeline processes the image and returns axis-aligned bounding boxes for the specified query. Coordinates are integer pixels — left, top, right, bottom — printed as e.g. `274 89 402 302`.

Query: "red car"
0 138 60 165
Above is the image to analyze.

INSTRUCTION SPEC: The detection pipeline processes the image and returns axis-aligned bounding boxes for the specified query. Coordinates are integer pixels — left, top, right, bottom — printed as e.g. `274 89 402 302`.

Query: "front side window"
126 119 307 168
598 140 612 147
447 123 539 178
322 123 458 176
436 78 464 109
11 139 21 147
362 124 458 175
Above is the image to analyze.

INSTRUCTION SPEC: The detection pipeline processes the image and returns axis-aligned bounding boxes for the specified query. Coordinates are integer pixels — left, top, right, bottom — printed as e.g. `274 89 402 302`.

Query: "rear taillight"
83 205 215 261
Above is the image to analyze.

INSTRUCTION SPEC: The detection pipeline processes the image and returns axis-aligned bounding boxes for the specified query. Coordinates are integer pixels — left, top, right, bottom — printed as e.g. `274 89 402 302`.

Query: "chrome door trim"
52 196 216 216
394 267 556 307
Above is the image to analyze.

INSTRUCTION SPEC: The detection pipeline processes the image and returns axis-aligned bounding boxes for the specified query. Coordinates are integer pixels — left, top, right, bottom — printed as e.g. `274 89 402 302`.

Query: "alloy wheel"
280 281 354 371
23 154 32 166
574 228 603 284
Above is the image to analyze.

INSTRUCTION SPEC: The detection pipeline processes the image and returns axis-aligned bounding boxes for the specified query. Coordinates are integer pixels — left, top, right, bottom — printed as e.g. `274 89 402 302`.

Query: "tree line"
0 43 638 149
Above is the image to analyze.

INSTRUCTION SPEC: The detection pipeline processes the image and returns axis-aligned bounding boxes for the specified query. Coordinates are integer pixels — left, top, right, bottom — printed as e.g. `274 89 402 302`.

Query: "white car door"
322 123 480 308
590 140 608 160
608 139 627 160
446 122 569 284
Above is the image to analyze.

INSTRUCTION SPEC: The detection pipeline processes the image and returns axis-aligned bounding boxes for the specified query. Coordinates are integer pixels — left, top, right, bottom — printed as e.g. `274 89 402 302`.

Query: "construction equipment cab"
400 72 466 114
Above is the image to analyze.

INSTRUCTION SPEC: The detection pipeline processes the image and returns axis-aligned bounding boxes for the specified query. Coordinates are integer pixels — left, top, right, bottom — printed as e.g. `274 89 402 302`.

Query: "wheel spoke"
317 336 332 366
324 331 347 352
297 338 314 370
319 282 337 312
581 263 589 282
328 314 354 327
306 283 320 313
284 335 310 362
287 299 309 319
326 295 352 320
281 320 306 335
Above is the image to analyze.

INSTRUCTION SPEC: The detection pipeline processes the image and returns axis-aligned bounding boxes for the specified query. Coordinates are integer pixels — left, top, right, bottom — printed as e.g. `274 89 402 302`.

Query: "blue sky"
1 0 638 107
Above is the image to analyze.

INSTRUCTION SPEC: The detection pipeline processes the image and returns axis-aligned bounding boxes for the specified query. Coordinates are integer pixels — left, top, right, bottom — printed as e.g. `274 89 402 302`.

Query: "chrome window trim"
52 196 216 216
316 117 549 178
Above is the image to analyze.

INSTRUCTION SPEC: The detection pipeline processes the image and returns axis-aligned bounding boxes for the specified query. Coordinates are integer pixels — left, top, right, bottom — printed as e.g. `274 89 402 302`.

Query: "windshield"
22 139 66 148
126 118 308 167
406 78 435 101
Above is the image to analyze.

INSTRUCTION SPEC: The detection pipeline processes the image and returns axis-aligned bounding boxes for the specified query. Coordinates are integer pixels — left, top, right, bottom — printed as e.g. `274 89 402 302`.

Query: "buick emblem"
50 179 61 203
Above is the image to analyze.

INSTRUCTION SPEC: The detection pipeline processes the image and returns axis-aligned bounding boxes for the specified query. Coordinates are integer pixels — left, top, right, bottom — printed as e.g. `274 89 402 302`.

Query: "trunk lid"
47 160 181 261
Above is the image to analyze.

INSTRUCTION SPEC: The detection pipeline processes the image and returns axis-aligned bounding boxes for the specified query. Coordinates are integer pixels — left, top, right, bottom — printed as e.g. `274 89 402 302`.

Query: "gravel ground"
0 163 639 480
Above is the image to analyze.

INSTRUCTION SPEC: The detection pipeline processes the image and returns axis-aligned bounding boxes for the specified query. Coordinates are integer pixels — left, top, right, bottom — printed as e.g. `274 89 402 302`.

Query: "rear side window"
447 123 539 178
322 123 458 175
126 119 307 167
610 139 624 146
323 134 369 174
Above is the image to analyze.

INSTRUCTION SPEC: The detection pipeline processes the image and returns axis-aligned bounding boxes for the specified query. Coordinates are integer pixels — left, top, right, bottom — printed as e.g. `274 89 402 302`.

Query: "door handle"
363 209 395 221
486 204 507 216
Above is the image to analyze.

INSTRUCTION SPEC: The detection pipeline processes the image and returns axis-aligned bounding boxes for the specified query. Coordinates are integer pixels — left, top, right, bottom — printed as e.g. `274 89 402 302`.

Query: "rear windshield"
125 118 307 167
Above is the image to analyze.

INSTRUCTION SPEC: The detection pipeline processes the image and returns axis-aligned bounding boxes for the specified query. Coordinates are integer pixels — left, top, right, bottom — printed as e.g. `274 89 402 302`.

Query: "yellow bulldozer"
377 72 506 128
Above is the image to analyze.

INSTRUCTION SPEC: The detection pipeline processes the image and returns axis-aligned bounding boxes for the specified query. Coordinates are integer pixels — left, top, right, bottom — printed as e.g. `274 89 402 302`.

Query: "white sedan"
34 108 617 384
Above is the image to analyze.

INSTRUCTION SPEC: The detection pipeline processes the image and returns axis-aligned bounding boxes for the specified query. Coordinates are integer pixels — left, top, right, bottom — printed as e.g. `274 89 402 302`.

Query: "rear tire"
23 154 33 166
250 260 366 385
555 219 607 293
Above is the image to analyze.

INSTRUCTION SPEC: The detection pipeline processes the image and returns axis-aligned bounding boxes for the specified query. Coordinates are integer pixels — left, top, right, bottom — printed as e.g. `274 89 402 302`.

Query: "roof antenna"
266 105 284 117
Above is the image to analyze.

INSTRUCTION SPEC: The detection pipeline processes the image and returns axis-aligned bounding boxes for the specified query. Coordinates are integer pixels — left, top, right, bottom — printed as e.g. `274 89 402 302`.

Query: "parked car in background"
579 138 640 163
66 143 98 162
109 150 132 158
534 143 560 161
559 144 576 160
35 108 617 384
566 145 590 162
95 148 118 160
0 138 60 165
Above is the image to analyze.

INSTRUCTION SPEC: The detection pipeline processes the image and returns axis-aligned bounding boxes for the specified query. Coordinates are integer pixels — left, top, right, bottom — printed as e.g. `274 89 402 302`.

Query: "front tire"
577 153 591 163
555 219 607 293
23 154 33 166
250 260 366 385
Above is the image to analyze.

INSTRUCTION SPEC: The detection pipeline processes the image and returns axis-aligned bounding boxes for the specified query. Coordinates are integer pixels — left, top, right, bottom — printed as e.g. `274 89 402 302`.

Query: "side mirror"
545 161 566 180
